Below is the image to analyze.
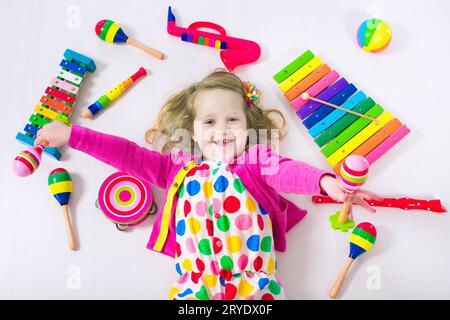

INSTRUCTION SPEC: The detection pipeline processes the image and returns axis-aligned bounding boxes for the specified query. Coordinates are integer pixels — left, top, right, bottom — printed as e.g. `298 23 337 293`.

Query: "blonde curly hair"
145 70 287 154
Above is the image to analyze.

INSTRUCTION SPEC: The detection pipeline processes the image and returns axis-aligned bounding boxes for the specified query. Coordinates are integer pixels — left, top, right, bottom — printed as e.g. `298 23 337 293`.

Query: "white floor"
1 0 449 299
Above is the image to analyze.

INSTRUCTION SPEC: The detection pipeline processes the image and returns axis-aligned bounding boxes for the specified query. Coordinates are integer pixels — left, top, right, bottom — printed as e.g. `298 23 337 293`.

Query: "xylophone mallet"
48 168 78 250
12 140 49 177
95 20 164 60
300 92 380 123
329 222 377 298
338 155 370 224
81 67 147 118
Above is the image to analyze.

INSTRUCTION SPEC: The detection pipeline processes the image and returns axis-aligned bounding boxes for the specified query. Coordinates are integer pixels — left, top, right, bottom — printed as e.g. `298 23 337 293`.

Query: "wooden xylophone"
273 50 410 173
15 49 96 160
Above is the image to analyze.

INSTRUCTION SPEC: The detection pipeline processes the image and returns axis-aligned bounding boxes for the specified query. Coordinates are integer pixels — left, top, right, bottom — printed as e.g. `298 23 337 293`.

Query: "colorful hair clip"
243 81 260 107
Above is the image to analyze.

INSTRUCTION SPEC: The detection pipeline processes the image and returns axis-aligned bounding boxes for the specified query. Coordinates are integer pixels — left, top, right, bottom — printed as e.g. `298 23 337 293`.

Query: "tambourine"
96 172 157 231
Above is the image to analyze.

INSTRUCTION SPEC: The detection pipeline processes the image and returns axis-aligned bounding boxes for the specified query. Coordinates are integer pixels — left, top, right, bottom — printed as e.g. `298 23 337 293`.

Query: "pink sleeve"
68 124 173 188
256 145 334 195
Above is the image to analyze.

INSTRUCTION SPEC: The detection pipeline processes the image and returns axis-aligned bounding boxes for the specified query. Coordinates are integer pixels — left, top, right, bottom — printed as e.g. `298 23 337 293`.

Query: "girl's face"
193 89 248 162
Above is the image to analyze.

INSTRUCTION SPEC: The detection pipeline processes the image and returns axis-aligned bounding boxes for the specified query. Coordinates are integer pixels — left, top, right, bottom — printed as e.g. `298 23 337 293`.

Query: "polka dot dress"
169 160 284 300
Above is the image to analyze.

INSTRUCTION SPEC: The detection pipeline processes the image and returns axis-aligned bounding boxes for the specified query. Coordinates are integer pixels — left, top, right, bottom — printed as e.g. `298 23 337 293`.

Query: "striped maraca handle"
339 195 354 224
62 205 77 250
126 38 164 60
329 257 354 298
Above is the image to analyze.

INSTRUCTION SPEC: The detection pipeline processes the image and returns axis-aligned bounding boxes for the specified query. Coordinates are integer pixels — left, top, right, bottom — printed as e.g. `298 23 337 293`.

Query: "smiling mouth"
213 138 235 147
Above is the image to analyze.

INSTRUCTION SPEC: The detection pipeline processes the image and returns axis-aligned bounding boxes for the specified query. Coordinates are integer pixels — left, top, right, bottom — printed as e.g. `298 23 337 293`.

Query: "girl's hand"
34 121 72 148
319 174 383 213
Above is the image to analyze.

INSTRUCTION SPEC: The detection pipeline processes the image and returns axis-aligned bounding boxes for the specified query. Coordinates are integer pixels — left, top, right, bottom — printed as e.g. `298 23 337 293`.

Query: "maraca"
13 141 49 177
338 155 369 224
48 168 78 250
329 222 377 298
95 19 164 60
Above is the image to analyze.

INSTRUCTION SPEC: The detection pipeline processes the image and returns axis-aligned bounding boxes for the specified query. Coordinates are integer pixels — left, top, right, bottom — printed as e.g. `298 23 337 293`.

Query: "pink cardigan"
68 125 332 257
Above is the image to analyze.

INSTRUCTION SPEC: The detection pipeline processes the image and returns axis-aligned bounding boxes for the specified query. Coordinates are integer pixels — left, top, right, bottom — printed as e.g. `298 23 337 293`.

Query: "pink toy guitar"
167 6 261 71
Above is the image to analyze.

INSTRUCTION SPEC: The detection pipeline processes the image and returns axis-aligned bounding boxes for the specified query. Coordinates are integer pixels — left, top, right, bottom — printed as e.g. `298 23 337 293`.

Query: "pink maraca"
12 141 48 177
338 155 369 224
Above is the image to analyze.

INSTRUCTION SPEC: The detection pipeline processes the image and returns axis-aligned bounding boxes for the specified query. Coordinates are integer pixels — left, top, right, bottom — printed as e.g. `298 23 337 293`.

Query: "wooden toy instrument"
167 6 261 71
48 168 77 250
273 50 410 172
95 20 164 60
15 49 96 161
329 222 377 298
82 67 147 118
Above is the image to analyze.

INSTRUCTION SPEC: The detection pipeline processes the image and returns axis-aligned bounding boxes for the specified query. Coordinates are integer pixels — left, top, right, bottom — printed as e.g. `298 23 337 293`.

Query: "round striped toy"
338 155 370 224
95 19 164 59
48 168 77 250
96 172 157 231
12 142 48 177
357 18 392 53
329 222 377 298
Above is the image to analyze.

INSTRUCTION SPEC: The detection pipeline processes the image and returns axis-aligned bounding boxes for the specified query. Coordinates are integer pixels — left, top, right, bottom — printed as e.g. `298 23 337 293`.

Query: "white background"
1 0 449 299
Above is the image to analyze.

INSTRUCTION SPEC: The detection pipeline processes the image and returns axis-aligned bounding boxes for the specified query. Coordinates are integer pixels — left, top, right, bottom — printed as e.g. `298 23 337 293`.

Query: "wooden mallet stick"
300 92 380 123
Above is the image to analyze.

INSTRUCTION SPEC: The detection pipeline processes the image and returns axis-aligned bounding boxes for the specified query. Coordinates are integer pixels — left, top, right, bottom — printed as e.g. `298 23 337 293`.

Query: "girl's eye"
229 118 239 122
204 120 215 125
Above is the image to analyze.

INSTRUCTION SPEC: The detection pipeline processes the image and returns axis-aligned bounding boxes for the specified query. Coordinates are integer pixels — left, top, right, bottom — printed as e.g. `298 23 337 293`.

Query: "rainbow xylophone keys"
273 50 410 172
15 49 96 160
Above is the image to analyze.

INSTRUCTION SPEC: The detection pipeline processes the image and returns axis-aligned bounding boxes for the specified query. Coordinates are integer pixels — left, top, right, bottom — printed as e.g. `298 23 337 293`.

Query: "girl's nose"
215 120 228 132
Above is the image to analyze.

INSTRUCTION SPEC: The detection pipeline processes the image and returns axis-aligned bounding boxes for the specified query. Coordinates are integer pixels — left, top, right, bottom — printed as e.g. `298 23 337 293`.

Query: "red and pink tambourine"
95 172 157 231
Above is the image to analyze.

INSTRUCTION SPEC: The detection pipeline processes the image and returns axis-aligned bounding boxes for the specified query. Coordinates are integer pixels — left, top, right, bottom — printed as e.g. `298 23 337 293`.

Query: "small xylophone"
273 50 410 173
15 49 96 160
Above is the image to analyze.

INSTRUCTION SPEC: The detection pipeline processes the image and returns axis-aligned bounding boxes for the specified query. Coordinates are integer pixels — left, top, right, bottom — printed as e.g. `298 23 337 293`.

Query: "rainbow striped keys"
273 50 410 172
15 49 95 161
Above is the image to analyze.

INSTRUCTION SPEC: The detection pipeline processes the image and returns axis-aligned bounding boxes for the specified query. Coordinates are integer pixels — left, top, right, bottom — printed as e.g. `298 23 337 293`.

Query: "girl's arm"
253 145 381 211
255 144 333 195
68 124 173 188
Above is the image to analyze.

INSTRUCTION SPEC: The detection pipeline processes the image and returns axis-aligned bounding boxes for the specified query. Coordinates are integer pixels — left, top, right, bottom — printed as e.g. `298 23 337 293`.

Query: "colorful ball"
357 18 392 53
48 168 72 206
12 145 45 177
349 222 377 259
95 19 128 44
339 155 369 193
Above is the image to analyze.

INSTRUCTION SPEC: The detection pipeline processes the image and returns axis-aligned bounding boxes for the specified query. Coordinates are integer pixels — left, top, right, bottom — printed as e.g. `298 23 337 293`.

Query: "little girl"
35 70 380 300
